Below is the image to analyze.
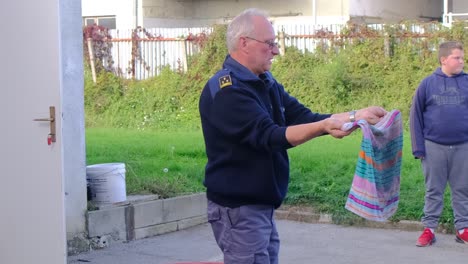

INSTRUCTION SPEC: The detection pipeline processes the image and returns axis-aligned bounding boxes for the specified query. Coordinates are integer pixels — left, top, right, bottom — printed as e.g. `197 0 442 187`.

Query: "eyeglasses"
245 36 279 49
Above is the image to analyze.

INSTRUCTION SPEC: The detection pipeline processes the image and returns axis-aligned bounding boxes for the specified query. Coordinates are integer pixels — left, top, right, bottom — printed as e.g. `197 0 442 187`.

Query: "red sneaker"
456 228 468 244
416 228 436 247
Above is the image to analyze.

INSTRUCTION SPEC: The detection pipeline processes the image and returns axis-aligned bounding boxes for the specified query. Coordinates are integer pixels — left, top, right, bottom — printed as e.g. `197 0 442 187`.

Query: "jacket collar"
223 55 274 86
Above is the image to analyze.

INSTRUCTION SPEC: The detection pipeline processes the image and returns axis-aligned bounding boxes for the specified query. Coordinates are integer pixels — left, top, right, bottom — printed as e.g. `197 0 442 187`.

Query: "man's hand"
355 106 387 125
323 118 354 139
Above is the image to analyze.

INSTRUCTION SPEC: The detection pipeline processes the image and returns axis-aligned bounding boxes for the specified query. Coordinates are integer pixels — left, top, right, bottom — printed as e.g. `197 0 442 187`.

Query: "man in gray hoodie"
410 41 468 247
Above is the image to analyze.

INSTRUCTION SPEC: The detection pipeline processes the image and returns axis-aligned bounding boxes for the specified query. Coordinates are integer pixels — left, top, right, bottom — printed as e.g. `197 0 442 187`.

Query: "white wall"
143 0 311 18
62 0 88 252
143 0 314 27
143 0 350 27
454 0 468 12
83 0 444 29
261 0 349 25
82 0 141 29
447 0 468 24
143 0 443 28
349 0 443 23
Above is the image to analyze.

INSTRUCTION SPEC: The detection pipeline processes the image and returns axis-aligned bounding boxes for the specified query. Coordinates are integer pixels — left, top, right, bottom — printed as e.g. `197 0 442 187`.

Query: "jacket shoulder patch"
219 75 232 88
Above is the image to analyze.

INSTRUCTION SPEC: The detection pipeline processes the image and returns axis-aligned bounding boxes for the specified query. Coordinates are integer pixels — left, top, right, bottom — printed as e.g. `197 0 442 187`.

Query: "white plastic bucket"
86 163 127 205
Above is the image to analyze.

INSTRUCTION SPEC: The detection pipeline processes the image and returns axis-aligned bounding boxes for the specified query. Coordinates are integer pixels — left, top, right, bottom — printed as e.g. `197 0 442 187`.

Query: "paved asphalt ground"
68 219 468 264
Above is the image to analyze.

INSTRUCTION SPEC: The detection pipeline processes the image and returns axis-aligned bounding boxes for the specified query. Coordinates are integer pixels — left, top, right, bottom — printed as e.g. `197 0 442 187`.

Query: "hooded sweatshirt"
199 55 330 208
410 67 468 158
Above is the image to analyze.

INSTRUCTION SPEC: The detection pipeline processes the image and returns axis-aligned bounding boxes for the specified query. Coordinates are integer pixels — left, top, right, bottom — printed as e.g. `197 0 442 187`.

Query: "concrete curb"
275 209 424 232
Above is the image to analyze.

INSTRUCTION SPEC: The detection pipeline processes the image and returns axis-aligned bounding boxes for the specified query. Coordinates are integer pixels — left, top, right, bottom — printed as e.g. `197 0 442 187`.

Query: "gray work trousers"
207 199 280 264
421 140 468 230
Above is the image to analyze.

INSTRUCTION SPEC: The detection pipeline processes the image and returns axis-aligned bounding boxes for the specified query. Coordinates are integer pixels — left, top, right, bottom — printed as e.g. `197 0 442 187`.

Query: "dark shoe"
416 228 436 247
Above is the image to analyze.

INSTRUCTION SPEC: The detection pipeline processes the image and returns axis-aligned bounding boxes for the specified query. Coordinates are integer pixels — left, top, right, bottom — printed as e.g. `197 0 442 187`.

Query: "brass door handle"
33 106 56 144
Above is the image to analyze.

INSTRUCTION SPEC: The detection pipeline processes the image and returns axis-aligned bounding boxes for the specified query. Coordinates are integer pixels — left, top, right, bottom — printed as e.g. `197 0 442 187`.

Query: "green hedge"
84 21 468 130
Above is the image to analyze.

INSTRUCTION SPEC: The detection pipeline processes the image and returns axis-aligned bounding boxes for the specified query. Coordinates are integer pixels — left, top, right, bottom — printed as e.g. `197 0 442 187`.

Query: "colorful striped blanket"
341 109 403 222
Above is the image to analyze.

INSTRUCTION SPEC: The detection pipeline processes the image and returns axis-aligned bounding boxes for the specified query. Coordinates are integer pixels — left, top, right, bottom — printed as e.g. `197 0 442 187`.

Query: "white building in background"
82 0 458 30
348 0 442 23
82 0 142 29
442 0 468 26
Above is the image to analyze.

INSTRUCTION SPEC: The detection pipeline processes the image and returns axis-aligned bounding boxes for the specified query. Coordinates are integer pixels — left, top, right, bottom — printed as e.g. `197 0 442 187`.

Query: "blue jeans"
207 200 280 264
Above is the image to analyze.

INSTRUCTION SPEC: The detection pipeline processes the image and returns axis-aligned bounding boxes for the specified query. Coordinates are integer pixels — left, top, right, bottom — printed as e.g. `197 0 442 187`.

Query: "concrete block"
67 232 90 256
87 206 127 241
134 222 178 240
133 199 164 228
177 215 208 230
163 193 207 222
86 192 208 245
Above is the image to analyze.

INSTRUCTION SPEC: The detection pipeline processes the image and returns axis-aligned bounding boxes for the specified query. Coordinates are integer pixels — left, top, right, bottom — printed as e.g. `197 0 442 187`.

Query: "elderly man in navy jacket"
199 8 386 264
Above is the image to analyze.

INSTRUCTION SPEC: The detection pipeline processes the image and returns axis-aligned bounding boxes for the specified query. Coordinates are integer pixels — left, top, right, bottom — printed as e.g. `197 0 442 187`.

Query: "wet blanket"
341 109 403 222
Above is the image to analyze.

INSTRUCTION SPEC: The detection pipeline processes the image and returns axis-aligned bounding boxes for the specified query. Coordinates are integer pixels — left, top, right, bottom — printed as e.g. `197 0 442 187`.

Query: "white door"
0 0 67 263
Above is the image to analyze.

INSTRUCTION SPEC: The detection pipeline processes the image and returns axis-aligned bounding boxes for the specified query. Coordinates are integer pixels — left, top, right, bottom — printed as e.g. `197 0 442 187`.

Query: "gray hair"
439 41 464 63
226 8 269 52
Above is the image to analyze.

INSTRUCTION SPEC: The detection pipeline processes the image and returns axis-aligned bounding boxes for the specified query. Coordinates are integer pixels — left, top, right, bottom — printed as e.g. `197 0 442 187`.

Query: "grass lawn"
86 128 455 227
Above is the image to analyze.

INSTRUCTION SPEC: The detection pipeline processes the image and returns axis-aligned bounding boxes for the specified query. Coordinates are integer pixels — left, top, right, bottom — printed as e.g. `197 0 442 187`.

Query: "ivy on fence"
83 21 468 81
83 24 114 79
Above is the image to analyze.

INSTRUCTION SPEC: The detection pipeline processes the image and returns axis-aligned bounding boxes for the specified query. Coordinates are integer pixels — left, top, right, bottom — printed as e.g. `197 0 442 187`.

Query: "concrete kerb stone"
275 209 424 232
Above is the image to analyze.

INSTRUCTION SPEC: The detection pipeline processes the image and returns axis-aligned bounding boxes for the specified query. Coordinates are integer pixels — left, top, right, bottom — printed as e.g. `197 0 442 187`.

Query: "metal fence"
274 23 345 54
100 22 443 80
107 27 212 79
